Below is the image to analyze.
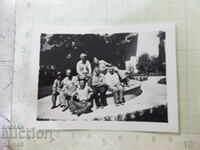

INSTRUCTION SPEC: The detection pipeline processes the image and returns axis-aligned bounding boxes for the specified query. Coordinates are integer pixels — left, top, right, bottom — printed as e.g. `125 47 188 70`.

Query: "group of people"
51 53 128 116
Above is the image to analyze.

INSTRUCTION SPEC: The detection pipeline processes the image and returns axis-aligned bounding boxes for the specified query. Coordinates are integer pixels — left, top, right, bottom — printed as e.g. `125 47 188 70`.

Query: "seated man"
76 53 92 77
105 65 125 106
60 69 78 112
93 57 129 86
76 53 92 86
69 79 93 116
92 67 108 109
51 72 62 109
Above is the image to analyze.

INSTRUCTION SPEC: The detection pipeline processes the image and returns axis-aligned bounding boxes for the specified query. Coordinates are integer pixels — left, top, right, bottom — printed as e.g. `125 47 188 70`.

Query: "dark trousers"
93 85 108 107
69 100 92 115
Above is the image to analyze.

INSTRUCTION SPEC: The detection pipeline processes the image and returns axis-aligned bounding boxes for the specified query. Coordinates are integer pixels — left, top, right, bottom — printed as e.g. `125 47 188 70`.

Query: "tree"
149 55 159 73
150 55 166 74
136 53 151 74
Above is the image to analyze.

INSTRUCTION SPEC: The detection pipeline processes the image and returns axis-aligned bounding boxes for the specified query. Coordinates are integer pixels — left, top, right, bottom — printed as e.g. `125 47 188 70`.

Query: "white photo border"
26 23 178 132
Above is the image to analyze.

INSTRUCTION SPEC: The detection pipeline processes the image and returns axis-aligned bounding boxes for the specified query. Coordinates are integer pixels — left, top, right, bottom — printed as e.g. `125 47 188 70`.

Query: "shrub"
158 78 167 84
136 53 151 74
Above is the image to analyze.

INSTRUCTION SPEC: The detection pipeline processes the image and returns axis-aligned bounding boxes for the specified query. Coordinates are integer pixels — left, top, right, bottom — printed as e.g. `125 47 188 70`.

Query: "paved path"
37 76 167 121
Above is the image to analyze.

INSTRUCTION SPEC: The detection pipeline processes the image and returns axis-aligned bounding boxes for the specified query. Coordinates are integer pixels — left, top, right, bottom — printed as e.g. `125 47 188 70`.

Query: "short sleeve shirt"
75 86 93 101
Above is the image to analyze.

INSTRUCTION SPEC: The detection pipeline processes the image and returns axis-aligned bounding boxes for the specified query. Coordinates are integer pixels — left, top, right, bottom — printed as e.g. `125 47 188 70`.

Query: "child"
51 72 62 109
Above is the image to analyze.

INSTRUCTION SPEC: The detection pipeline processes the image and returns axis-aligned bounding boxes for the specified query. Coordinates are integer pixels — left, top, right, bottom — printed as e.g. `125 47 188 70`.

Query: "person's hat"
77 75 87 83
57 71 62 76
80 53 87 58
78 74 86 80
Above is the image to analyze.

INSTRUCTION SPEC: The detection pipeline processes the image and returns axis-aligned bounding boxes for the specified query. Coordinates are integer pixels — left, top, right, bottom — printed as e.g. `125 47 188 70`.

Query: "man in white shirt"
76 53 92 77
105 65 125 106
69 79 93 116
60 69 78 111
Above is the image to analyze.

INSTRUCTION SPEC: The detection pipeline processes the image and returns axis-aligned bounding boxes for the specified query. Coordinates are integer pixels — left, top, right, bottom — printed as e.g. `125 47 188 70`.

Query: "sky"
136 31 159 57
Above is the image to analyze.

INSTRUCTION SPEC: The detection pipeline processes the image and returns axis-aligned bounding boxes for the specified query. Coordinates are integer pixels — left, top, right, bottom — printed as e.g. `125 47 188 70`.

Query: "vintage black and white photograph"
29 24 178 132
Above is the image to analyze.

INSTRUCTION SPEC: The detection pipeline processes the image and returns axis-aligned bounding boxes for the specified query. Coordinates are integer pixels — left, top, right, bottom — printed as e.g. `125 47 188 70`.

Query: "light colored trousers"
59 88 74 107
108 84 124 104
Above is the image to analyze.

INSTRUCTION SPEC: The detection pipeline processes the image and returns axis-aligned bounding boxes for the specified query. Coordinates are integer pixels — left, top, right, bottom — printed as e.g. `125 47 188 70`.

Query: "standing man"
51 72 62 109
69 79 93 116
92 67 108 109
105 65 125 106
76 53 92 77
60 69 78 112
